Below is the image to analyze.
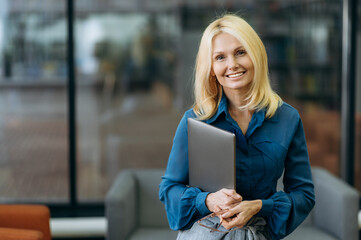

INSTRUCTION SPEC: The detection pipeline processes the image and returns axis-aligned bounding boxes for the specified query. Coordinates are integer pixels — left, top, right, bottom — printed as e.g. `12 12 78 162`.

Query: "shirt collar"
246 108 265 138
205 93 228 124
204 93 279 125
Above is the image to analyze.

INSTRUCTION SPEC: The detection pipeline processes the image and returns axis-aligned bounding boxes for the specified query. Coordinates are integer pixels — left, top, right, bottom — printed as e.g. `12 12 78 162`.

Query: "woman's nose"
228 57 239 70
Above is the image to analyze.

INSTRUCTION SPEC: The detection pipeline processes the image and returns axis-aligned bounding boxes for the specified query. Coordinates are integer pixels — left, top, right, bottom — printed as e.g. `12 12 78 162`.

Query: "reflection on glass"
0 0 68 202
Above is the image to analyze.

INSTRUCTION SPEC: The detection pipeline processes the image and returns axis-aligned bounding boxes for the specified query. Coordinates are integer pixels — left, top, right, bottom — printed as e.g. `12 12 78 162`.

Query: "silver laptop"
188 118 236 192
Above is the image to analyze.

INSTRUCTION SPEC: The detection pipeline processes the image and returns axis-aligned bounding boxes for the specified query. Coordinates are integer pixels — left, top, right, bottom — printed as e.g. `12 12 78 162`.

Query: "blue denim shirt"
159 95 315 240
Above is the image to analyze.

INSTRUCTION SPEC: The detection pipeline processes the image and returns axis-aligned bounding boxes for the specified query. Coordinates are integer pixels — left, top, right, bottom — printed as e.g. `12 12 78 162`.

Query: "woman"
159 14 315 240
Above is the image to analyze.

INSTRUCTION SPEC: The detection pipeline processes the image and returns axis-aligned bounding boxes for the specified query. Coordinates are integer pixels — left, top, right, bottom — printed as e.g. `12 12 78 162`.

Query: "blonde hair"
193 14 282 120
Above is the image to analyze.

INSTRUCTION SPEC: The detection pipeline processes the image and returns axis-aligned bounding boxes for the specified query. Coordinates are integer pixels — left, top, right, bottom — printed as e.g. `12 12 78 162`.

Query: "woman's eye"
215 55 224 61
236 50 246 56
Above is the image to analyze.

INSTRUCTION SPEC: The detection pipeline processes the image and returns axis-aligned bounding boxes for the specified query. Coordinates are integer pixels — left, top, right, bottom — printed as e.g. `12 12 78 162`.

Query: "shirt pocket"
249 136 286 184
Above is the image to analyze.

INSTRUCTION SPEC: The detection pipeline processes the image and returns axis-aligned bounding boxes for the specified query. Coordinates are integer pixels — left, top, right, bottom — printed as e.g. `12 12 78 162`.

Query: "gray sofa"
106 169 178 240
106 167 359 240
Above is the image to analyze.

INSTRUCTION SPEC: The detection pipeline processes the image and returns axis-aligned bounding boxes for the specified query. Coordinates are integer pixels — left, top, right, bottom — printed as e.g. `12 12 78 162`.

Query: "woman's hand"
205 188 242 213
221 200 262 229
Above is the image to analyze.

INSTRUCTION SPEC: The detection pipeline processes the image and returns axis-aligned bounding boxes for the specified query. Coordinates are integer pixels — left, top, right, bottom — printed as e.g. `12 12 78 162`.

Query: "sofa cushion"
129 228 178 240
285 226 337 240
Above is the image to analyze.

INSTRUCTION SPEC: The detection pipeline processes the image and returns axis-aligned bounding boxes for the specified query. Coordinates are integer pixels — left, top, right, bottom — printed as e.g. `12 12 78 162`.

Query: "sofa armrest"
0 205 51 240
106 170 137 240
312 167 360 240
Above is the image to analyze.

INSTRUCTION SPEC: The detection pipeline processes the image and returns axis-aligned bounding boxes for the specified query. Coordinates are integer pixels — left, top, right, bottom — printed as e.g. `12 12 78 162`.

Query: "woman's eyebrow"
234 46 245 50
213 46 245 54
213 51 224 55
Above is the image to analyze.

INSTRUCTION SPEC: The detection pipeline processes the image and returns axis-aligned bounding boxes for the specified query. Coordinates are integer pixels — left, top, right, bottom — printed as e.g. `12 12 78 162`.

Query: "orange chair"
0 204 51 240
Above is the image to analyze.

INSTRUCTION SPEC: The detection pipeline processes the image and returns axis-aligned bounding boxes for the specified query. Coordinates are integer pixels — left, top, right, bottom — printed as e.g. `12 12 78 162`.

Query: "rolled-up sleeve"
159 112 211 230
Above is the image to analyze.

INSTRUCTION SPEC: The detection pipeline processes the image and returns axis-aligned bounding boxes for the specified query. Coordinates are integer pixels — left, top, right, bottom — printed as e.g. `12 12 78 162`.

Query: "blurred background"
0 0 360 222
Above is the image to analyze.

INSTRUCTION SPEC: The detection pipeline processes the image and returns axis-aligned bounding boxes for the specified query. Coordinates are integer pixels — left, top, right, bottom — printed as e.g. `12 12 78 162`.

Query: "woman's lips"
226 71 246 78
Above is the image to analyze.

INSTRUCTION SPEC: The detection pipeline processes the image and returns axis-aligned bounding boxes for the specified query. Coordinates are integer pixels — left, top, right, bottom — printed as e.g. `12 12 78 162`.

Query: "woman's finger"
221 201 242 218
221 209 234 218
214 205 221 213
222 214 246 230
222 216 239 230
221 189 242 200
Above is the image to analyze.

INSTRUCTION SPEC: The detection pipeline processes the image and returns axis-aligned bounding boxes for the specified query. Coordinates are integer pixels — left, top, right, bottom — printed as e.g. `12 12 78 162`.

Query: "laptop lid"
188 118 236 193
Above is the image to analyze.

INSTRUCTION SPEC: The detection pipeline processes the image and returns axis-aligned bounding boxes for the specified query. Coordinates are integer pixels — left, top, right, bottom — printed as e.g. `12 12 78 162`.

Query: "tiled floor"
0 86 182 203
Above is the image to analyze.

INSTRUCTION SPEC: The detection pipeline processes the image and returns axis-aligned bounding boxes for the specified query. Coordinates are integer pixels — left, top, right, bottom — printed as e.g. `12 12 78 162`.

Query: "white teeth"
228 72 244 78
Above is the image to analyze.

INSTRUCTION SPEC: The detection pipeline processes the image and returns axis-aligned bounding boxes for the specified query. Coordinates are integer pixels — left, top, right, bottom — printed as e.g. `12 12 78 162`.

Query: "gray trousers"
177 216 270 240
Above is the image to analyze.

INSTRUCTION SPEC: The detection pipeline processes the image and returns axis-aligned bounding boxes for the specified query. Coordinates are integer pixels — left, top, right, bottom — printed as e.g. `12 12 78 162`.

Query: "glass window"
75 0 343 202
0 0 353 207
75 3 182 202
0 0 68 202
255 1 342 176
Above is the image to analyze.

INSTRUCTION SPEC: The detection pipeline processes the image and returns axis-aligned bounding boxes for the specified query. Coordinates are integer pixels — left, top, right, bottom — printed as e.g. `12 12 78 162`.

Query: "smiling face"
211 32 254 95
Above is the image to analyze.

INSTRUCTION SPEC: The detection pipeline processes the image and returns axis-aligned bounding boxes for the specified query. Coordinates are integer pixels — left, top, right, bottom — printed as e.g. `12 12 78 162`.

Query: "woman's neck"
223 88 254 135
223 88 248 110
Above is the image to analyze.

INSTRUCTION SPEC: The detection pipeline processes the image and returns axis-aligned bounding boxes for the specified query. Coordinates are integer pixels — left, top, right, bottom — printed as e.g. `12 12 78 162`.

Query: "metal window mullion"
66 0 77 211
340 0 357 185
